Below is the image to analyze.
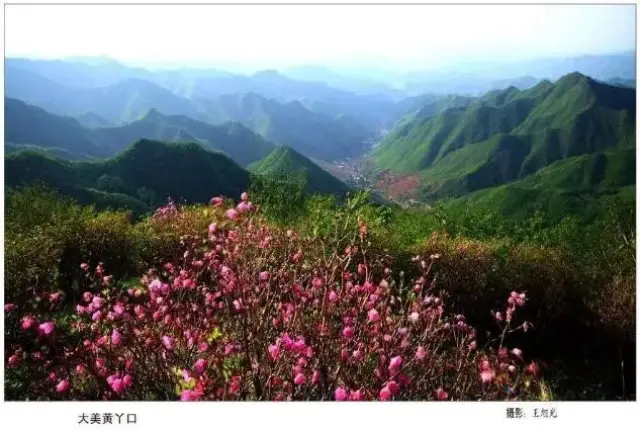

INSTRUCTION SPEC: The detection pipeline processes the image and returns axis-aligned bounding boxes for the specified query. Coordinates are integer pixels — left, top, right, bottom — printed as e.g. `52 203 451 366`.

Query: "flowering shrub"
4 192 542 401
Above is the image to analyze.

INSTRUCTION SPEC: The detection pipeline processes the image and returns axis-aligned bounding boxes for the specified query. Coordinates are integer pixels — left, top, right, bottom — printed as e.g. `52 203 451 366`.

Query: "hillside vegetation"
374 73 635 202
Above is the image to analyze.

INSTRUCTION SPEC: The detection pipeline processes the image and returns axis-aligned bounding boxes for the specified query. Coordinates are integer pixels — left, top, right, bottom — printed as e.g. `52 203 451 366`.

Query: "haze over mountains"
4 52 636 219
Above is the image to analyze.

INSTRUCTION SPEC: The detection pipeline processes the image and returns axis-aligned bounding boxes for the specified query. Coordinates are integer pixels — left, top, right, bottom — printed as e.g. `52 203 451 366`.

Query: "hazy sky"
4 4 636 71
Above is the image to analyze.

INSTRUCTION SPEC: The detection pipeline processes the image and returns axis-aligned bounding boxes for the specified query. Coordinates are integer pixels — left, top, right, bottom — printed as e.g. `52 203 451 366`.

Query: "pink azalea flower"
511 348 523 359
123 375 134 388
162 335 174 351
180 389 201 401
56 379 70 393
8 354 21 367
75 365 86 375
39 321 55 336
389 356 403 373
21 316 36 330
368 308 380 323
236 202 250 213
349 389 365 401
415 346 428 361
210 196 223 207
294 373 306 385
91 311 102 322
113 303 125 315
408 312 420 323
193 359 207 375
435 387 449 400
379 386 392 401
259 271 270 282
334 387 348 401
480 369 496 383
225 209 239 220
328 291 339 302
4 303 16 312
111 329 122 346
342 326 354 338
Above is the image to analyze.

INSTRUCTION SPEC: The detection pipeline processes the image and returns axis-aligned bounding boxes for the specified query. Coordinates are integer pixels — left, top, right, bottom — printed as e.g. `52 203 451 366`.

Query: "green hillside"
440 148 636 223
249 146 351 197
375 73 635 201
5 139 251 214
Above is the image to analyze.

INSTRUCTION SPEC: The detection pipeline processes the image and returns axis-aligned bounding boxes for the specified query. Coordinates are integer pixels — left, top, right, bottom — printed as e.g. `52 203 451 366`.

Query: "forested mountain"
249 146 351 197
5 139 251 213
5 98 276 166
374 72 635 201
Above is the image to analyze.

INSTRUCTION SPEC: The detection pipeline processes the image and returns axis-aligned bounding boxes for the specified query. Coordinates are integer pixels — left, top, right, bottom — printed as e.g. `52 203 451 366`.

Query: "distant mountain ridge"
4 98 275 166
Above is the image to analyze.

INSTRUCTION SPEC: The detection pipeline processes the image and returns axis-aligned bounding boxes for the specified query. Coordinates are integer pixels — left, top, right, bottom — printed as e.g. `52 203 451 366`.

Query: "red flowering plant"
5 192 542 401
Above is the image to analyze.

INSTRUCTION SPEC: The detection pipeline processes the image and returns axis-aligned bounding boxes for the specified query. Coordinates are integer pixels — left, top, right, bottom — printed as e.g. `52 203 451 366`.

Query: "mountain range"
374 72 635 202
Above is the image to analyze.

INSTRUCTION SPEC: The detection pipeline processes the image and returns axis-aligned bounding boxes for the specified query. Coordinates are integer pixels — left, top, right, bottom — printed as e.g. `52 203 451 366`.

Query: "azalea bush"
5 192 541 401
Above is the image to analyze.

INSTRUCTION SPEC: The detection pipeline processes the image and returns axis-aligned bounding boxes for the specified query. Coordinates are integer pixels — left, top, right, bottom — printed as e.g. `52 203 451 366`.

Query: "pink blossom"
4 303 16 312
435 387 449 400
56 379 70 393
368 308 380 323
259 271 270 282
80 263 90 271
111 329 122 346
480 369 496 383
91 311 102 322
39 321 55 336
268 344 281 361
193 359 207 375
511 348 523 359
408 312 420 323
198 342 209 353
162 336 174 351
294 373 306 385
527 362 539 376
75 365 86 374
508 365 516 373
236 202 250 213
8 354 21 367
21 316 36 330
210 196 224 207
334 387 348 401
92 296 104 308
312 370 321 385
180 389 201 401
241 192 249 202
379 386 392 401
76 305 86 314
113 303 125 315
415 346 428 361
342 326 354 338
123 375 134 388
389 356 403 373
349 389 365 401
225 209 239 220
328 291 338 302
